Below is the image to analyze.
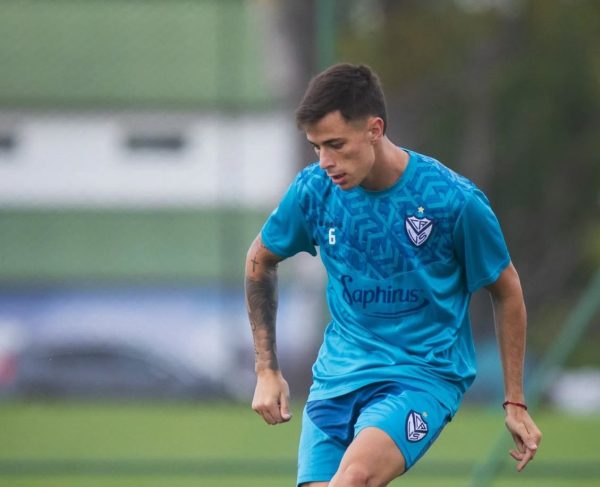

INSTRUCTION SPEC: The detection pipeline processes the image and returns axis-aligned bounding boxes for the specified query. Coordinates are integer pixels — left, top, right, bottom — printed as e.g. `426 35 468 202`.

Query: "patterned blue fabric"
261 149 510 414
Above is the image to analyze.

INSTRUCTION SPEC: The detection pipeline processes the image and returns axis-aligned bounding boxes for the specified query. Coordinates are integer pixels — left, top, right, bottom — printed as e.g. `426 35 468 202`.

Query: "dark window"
0 134 17 153
125 133 186 153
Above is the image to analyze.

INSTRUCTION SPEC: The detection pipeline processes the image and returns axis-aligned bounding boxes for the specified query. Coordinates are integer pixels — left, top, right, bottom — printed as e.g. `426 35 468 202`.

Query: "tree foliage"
336 0 600 357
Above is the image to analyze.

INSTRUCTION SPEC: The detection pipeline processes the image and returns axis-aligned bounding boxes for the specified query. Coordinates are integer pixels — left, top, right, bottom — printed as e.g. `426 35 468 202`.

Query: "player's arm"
245 233 292 425
486 263 542 471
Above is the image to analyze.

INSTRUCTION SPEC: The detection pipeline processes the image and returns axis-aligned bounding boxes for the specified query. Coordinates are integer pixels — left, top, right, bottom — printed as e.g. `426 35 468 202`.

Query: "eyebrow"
307 137 345 148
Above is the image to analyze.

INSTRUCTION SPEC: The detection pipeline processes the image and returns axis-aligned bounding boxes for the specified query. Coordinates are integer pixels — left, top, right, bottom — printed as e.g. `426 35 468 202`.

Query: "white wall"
0 111 297 208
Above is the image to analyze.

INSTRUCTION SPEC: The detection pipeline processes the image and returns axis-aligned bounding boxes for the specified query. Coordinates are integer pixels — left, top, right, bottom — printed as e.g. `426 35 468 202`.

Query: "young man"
245 63 541 487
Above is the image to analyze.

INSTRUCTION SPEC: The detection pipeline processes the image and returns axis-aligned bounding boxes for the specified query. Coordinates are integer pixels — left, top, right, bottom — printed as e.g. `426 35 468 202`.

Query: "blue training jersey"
261 149 510 414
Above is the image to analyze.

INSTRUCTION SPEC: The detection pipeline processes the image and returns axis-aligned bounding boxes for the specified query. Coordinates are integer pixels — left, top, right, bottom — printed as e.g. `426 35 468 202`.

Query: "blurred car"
0 283 323 402
8 340 226 400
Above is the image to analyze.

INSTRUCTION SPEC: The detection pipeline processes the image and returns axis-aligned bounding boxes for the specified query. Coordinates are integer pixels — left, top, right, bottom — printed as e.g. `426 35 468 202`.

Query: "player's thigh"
331 427 405 486
355 386 452 471
299 483 329 487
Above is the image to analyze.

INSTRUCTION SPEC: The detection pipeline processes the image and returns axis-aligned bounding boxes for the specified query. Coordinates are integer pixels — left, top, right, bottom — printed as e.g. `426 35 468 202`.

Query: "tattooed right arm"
245 235 292 424
245 234 284 373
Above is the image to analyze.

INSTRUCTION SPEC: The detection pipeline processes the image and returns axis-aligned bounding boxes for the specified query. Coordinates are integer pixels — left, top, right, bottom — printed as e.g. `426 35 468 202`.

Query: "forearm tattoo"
245 248 280 371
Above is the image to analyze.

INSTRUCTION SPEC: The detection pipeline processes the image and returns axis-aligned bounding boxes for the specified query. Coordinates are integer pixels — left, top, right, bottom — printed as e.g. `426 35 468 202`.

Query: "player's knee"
335 464 374 487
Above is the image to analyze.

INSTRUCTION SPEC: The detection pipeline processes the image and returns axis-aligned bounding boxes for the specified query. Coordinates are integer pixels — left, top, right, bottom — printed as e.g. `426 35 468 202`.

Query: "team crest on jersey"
405 214 433 247
406 410 428 442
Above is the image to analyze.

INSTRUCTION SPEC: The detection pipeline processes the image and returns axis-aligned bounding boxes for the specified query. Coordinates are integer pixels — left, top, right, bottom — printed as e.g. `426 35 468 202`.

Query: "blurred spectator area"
0 0 322 400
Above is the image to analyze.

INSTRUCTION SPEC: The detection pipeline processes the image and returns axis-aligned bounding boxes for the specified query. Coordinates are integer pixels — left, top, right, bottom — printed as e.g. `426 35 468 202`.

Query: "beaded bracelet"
502 400 528 410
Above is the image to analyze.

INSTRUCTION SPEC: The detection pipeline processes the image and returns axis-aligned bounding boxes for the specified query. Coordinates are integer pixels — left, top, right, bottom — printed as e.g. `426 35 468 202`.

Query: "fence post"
316 0 337 70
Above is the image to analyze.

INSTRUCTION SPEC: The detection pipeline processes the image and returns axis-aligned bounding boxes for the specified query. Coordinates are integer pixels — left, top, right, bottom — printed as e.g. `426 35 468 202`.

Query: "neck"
360 137 409 191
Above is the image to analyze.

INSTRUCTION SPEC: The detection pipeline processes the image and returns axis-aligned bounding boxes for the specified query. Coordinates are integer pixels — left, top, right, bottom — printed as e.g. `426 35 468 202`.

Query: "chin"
338 179 357 190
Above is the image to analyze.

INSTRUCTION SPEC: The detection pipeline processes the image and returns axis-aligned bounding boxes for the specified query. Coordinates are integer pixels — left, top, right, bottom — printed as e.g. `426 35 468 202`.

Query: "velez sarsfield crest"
406 410 428 442
405 215 433 247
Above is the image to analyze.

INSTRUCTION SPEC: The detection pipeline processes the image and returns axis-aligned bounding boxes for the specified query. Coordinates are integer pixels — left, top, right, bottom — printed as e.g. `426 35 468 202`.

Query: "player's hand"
252 369 292 425
504 405 542 471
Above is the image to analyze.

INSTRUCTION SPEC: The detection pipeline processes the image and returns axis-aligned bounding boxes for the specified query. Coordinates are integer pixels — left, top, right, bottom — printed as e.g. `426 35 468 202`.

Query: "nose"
319 149 335 170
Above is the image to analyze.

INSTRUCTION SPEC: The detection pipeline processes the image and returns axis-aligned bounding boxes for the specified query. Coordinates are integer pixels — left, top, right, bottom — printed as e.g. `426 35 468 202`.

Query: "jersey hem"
260 228 317 258
308 375 463 416
467 256 511 292
260 229 294 259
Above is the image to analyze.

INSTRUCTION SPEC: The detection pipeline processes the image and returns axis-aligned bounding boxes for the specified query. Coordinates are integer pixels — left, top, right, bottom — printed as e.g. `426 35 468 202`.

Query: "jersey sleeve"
453 189 510 292
261 176 317 258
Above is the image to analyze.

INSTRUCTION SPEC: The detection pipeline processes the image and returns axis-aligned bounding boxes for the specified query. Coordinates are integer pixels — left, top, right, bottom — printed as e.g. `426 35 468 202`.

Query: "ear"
367 117 384 143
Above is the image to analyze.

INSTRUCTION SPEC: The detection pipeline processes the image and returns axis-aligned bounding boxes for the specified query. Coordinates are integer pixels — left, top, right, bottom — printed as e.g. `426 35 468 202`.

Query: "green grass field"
1 401 599 487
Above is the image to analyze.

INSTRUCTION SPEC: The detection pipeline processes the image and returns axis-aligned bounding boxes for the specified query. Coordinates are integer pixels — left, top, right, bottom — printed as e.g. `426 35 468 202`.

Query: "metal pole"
316 0 336 71
469 268 600 487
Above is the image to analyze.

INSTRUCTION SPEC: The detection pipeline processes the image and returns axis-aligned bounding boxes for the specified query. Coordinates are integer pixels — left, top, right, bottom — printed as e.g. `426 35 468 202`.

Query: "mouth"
329 173 347 185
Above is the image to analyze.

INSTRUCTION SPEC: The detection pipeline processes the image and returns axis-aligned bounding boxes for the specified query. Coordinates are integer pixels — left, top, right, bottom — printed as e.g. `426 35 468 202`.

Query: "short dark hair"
295 63 387 133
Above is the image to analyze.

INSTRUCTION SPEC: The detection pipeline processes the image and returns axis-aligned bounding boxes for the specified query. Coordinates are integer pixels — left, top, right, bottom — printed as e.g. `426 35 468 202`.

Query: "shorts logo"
405 215 433 247
406 410 428 442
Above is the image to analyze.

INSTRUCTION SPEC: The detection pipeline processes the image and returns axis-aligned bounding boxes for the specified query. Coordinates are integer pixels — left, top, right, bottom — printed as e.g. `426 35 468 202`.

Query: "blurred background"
0 0 598 486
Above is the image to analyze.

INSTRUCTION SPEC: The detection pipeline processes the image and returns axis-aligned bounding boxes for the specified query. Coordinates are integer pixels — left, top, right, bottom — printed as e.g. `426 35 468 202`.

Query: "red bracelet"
503 401 528 410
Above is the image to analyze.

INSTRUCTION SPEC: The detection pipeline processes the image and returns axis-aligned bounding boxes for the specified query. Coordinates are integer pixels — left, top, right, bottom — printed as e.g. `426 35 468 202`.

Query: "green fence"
0 0 274 109
0 208 267 282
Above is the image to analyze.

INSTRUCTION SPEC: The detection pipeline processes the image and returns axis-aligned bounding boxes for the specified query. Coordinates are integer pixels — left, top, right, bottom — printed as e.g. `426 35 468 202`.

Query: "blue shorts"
297 382 452 486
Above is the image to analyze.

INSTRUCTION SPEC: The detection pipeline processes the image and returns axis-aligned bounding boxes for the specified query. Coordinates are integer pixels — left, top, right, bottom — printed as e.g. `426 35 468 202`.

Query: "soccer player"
245 63 541 486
